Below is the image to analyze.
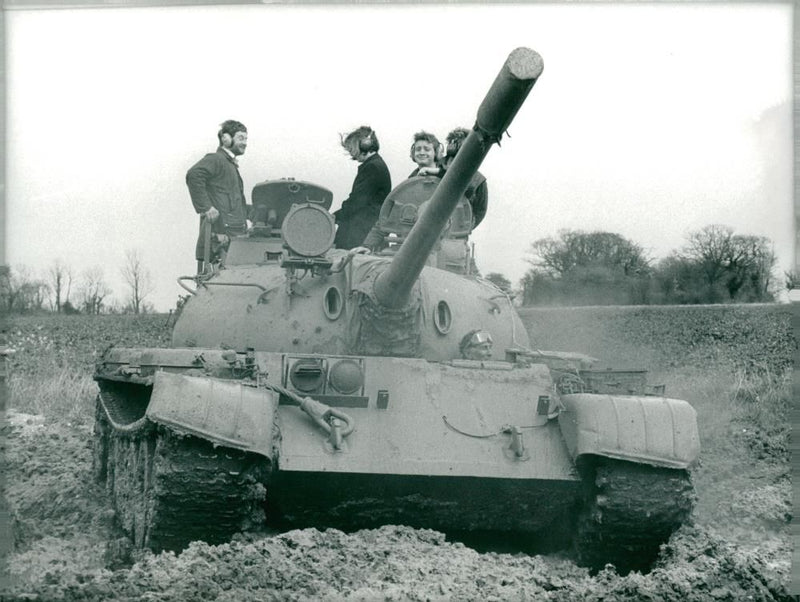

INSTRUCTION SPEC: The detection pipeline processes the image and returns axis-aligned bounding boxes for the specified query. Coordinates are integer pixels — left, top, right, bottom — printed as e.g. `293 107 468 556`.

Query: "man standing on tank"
186 120 250 273
333 126 392 250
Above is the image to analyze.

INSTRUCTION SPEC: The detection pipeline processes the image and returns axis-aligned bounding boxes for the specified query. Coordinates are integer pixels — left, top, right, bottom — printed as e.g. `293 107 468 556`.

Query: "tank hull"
96 347 574 481
94 348 581 552
94 345 697 571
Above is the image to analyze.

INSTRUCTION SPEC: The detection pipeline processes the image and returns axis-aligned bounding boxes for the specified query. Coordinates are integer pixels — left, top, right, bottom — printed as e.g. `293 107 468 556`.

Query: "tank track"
93 394 269 552
574 457 695 573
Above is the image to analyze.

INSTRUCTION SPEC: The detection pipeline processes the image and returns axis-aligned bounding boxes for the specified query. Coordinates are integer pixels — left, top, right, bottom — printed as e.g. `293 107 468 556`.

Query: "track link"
93 393 269 552
574 457 695 573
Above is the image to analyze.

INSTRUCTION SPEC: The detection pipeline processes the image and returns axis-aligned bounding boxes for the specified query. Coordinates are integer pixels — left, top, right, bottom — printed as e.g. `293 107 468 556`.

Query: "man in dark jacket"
333 126 392 250
186 119 250 272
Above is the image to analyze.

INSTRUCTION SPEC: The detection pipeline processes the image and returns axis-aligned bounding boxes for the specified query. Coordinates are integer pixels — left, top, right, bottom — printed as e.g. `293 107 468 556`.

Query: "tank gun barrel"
373 47 544 308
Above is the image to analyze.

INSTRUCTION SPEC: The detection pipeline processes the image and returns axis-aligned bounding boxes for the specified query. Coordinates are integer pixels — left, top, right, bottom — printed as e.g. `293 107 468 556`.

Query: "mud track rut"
93 393 269 553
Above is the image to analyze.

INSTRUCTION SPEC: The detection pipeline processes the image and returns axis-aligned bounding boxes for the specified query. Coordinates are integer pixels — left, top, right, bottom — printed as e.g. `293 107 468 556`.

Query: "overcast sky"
5 3 793 311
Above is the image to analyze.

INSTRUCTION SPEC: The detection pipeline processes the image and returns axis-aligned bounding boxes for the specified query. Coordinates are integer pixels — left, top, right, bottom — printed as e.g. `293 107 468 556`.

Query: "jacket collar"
360 152 380 167
217 146 239 166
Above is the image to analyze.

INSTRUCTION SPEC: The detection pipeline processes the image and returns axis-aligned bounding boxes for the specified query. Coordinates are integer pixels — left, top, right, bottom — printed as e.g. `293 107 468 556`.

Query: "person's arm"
471 180 488 228
186 154 221 216
361 222 384 251
360 192 396 252
417 165 445 178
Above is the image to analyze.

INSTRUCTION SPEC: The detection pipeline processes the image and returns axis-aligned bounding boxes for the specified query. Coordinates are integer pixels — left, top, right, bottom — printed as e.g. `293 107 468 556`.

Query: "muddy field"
0 306 794 601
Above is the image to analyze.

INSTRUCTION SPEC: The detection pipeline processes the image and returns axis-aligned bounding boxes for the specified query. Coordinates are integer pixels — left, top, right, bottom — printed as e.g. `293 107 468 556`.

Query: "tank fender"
146 371 279 460
557 393 700 469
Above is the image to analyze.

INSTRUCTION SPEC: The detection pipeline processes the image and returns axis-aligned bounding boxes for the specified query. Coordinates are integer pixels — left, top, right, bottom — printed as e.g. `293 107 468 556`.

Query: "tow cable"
264 382 355 450
441 416 537 460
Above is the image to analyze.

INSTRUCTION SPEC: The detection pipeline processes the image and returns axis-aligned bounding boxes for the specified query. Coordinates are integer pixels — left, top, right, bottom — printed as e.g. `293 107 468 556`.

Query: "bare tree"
0 266 9 311
1 265 49 313
785 269 800 291
522 230 653 306
680 224 777 302
528 229 651 277
724 234 776 300
121 249 154 314
78 266 112 315
2 266 28 312
29 278 49 311
682 224 735 295
47 259 74 312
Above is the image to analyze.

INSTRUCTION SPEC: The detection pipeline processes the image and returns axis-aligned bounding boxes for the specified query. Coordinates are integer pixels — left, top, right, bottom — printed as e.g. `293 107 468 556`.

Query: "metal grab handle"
177 276 273 300
177 276 199 295
203 281 267 291
202 216 212 272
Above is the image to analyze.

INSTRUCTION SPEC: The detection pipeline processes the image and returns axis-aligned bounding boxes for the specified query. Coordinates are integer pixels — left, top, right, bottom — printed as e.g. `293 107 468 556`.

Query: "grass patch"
9 370 96 427
3 314 171 425
685 366 790 537
728 369 790 463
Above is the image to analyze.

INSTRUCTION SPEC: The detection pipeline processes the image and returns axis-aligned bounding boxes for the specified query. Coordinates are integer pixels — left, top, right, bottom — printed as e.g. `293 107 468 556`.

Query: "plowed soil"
0 308 794 601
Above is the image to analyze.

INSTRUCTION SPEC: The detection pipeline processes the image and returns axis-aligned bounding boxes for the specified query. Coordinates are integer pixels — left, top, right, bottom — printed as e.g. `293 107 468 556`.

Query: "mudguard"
557 393 700 469
146 371 279 460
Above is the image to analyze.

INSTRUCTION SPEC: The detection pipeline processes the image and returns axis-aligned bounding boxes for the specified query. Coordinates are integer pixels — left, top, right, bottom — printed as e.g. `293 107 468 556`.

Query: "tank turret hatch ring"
282 203 336 257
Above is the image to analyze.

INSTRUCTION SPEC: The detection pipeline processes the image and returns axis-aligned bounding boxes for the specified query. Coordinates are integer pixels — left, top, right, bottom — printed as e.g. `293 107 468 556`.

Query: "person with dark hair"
186 119 250 272
418 127 488 230
359 130 445 253
408 131 444 177
445 127 488 229
333 126 392 250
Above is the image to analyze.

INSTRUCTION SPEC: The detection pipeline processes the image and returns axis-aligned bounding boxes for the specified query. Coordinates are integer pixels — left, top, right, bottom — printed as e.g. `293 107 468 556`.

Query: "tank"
93 47 700 572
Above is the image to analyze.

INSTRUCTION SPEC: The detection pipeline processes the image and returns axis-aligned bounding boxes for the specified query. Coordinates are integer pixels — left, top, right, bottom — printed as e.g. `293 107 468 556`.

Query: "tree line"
514 224 786 306
1 249 155 315
2 224 788 314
